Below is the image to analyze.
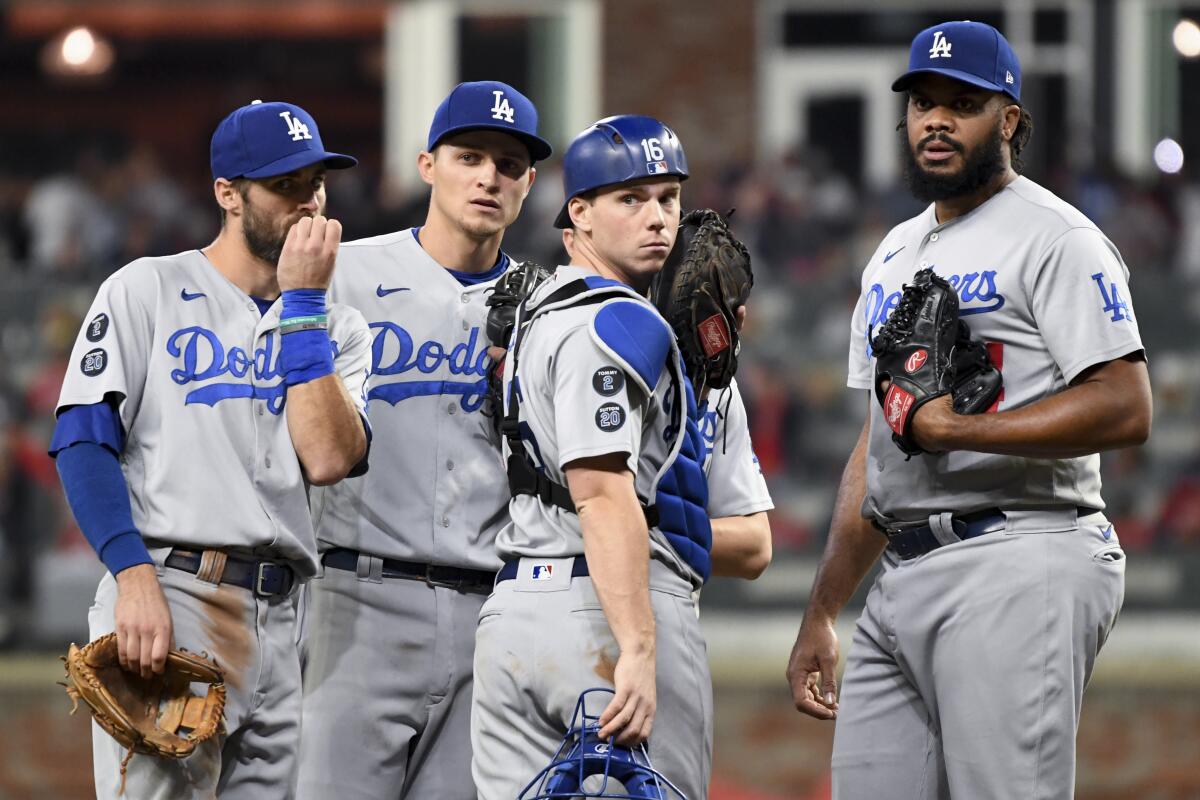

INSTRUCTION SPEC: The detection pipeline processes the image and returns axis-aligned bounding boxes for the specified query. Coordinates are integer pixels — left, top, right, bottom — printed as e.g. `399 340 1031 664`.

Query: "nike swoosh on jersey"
1102 525 1113 540
181 289 206 301
376 285 411 297
883 247 905 263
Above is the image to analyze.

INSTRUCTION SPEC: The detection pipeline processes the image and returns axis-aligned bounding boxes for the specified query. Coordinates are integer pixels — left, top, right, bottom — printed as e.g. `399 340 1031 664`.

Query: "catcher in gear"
870 267 1002 456
62 633 227 794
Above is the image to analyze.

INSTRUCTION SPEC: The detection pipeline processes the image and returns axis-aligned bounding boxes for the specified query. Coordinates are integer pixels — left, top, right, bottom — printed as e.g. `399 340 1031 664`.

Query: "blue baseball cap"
892 21 1022 103
427 81 553 163
555 115 688 229
210 100 357 181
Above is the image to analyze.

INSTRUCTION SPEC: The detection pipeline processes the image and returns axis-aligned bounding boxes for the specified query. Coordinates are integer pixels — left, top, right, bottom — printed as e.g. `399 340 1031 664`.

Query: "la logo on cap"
929 30 952 59
491 90 515 123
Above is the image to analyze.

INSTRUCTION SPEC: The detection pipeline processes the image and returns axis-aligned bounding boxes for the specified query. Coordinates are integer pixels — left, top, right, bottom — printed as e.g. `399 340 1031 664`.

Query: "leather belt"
165 549 297 597
875 508 1005 561
322 548 496 595
495 556 590 584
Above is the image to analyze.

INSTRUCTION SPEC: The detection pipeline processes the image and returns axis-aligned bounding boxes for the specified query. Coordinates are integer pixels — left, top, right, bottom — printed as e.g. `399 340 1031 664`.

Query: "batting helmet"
554 115 689 229
518 689 689 800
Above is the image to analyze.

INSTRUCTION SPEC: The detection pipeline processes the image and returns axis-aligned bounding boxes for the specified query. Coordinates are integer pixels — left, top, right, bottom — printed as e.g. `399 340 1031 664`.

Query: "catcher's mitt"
483 260 554 429
651 209 753 399
61 632 226 794
871 268 1002 456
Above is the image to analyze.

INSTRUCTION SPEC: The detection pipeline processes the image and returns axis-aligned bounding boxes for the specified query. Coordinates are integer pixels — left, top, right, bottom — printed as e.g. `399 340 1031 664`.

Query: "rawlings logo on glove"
871 268 1003 456
650 209 753 399
61 632 226 794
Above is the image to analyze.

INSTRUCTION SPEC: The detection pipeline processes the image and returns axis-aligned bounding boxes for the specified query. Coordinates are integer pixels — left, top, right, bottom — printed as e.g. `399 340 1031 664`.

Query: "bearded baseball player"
297 81 550 800
470 114 715 800
50 100 370 798
785 21 1152 799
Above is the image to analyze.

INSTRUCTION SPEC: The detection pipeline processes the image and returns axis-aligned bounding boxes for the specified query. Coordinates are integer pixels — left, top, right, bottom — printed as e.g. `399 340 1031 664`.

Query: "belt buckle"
422 565 464 591
255 561 287 597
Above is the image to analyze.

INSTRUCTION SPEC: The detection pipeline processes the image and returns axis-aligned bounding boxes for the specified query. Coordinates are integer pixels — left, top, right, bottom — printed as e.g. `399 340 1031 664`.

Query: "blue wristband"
280 327 335 386
281 288 327 321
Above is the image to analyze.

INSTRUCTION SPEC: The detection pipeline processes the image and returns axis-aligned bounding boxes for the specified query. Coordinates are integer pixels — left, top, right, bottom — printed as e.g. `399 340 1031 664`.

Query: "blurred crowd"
2 138 1199 641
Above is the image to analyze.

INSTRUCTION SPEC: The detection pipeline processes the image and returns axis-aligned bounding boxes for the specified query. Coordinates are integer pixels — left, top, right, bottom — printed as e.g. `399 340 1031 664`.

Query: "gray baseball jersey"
299 229 509 800
58 250 371 799
849 176 1144 520
699 377 773 518
472 265 713 800
834 175 1135 798
309 228 507 571
56 250 372 577
494 265 697 587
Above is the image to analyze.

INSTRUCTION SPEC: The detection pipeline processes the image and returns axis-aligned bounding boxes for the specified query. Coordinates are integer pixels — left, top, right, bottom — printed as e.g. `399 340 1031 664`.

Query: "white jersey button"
447 403 457 415
265 456 272 468
446 460 455 471
930 233 940 242
441 515 450 527
460 294 470 304
462 320 469 330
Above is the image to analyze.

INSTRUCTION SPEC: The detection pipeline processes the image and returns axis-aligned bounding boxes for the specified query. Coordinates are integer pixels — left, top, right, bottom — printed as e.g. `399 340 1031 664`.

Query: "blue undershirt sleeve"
56 442 151 576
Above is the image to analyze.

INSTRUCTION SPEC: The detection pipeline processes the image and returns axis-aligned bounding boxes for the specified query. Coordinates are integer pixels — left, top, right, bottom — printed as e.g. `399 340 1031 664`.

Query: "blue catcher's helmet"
519 689 689 800
554 115 689 229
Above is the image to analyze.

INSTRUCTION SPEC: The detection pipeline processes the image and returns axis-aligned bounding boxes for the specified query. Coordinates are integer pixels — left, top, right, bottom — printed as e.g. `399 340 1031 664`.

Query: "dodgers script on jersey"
56 251 372 577
309 229 509 571
849 176 1145 520
699 377 773 518
496 266 698 585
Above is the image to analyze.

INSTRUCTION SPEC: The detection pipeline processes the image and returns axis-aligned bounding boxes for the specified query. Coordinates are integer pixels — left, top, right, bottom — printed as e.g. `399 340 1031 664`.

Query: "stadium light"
1153 138 1184 174
41 26 114 78
1174 18 1200 58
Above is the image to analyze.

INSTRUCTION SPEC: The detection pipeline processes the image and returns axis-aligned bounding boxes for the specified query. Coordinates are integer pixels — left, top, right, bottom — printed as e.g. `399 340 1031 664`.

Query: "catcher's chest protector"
505 275 713 582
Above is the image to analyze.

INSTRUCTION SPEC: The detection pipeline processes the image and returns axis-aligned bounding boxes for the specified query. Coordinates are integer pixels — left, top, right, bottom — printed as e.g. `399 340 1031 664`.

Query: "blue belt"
496 556 590 584
876 508 1005 561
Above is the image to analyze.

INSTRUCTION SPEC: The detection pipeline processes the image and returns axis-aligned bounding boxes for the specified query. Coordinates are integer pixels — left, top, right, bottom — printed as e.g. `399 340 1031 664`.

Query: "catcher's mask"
519 688 689 800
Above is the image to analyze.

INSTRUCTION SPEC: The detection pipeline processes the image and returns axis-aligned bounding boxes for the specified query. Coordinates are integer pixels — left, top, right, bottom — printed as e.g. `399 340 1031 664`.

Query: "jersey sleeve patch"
590 301 671 395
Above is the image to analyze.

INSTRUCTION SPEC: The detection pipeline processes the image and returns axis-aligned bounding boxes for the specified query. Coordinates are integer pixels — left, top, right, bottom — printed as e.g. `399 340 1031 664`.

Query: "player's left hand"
910 394 955 451
277 214 342 291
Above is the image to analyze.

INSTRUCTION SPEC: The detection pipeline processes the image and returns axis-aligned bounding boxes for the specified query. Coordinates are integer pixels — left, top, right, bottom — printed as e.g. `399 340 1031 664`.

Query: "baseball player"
561 225 773 580
785 21 1151 799
471 114 714 800
297 81 551 800
50 100 371 798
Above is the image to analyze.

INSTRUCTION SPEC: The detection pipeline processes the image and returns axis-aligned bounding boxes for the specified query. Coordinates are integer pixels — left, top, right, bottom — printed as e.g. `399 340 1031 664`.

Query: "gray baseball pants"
297 555 486 800
88 546 302 800
471 557 712 800
832 510 1125 800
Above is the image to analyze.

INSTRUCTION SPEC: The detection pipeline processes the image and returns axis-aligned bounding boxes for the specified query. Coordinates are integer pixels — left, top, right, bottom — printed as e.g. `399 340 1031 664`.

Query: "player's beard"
241 199 290 266
901 124 1005 203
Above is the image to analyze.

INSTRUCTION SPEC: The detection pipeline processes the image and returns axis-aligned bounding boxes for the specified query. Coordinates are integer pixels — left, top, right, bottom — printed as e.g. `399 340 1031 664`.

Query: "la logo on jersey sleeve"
1090 273 1133 322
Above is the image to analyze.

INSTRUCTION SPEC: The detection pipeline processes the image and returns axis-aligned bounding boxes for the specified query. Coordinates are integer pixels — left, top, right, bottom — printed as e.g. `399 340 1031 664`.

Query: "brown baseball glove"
61 632 226 794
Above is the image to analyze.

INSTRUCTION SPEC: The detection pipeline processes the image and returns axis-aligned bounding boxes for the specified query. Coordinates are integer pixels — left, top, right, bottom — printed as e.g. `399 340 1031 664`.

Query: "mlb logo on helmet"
532 564 554 580
892 20 1023 103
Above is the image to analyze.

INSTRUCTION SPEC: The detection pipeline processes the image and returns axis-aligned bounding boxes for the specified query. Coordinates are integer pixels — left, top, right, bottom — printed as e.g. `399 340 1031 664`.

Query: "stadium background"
1 0 1198 797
